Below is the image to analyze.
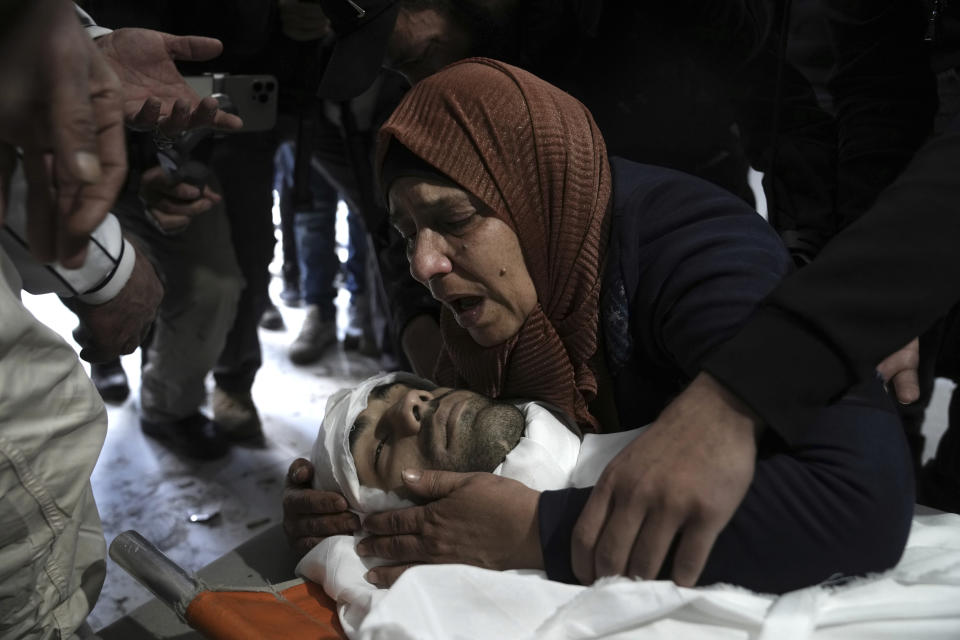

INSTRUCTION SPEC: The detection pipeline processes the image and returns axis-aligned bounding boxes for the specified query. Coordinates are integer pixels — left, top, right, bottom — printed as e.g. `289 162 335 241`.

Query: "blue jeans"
294 162 367 318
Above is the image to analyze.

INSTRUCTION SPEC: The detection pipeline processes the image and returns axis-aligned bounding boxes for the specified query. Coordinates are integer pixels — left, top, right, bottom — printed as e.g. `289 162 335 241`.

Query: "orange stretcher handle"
185 582 346 640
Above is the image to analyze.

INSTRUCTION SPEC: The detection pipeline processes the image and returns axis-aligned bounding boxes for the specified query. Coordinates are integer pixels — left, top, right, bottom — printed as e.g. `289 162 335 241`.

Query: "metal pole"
109 530 200 611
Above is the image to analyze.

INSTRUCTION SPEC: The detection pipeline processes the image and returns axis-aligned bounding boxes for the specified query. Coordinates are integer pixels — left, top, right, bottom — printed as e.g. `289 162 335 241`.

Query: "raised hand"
94 28 244 131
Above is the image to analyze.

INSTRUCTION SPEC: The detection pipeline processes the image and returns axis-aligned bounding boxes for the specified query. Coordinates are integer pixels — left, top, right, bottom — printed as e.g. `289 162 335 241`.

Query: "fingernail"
402 468 422 483
74 152 102 183
293 468 306 483
356 541 370 556
365 570 380 586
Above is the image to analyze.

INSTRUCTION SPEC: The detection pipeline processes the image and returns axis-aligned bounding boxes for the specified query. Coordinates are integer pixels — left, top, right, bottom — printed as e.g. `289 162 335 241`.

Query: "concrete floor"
20 221 952 631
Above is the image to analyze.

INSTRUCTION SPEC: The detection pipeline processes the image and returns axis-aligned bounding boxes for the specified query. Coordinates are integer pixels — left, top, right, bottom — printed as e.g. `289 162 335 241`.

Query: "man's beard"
423 396 525 473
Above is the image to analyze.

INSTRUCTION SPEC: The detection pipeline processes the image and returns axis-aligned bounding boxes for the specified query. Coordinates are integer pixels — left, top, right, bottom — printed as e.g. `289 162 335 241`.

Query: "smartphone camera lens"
258 93 269 103
253 81 263 92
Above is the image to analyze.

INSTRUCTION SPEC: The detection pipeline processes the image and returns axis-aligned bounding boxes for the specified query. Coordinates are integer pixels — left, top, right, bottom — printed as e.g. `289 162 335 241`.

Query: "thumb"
401 468 474 500
164 34 224 63
287 458 315 486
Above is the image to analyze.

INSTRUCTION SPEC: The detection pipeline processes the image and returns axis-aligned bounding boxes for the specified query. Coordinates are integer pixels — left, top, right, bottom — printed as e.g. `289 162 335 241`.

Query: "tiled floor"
21 272 952 632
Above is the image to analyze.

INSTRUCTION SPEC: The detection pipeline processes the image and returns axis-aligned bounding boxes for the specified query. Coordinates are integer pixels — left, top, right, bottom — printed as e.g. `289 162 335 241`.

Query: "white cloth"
299 386 646 638
301 383 960 639
0 246 108 639
351 512 960 640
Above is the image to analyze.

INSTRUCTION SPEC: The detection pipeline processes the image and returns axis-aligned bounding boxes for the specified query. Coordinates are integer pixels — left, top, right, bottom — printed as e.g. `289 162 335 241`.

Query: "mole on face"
499 268 507 276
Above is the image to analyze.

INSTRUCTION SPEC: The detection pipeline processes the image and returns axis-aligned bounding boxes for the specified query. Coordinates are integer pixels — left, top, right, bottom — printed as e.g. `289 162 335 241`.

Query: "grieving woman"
284 58 914 594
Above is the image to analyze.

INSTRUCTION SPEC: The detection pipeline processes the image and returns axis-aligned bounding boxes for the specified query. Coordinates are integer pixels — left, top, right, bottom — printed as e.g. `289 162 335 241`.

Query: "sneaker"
289 304 337 365
90 359 130 404
259 302 285 331
141 412 230 460
212 387 264 443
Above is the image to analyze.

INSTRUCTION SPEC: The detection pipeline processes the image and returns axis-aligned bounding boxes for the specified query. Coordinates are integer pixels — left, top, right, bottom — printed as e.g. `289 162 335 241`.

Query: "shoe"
90 359 130 404
342 294 380 357
213 386 264 443
289 305 337 365
259 302 285 331
141 413 230 460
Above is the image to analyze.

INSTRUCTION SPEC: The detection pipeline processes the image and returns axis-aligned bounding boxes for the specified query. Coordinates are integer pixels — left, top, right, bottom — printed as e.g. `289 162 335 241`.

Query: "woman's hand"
282 458 360 557
571 372 758 587
357 470 542 587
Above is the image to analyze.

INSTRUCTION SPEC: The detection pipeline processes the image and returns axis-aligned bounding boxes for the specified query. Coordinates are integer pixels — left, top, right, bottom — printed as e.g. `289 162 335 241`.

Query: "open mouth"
450 296 483 313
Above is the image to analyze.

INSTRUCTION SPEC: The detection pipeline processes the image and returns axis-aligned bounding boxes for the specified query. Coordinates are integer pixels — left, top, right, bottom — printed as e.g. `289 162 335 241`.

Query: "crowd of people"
2 0 960 637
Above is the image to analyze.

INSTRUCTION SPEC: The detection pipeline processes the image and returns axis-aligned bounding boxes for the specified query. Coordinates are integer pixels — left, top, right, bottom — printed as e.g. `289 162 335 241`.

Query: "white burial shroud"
298 397 960 639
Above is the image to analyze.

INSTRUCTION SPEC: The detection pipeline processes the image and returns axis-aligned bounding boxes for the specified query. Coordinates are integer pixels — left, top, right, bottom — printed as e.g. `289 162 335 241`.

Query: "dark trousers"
209 131 278 394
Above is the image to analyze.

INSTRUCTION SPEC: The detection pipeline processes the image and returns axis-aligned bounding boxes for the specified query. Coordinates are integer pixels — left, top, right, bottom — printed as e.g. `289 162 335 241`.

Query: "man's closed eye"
375 434 389 472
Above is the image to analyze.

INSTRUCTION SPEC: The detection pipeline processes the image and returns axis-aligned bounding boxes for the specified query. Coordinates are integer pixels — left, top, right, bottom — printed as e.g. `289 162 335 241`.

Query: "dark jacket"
537 156 789 578
536 158 913 593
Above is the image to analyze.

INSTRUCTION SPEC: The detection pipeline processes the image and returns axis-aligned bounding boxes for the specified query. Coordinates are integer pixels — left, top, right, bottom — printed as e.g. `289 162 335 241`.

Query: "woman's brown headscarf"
377 58 612 433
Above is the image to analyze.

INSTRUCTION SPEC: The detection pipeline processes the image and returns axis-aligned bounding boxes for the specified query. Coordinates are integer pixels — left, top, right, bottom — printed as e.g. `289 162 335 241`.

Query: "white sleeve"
0 162 135 304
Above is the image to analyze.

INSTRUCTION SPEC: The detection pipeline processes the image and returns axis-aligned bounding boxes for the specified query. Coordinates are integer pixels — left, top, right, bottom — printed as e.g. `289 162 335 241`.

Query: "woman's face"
389 176 537 347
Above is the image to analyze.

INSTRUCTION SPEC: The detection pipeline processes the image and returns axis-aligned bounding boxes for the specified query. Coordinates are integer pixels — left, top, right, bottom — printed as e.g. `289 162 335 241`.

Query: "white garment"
345 513 960 640
0 246 108 640
301 383 960 639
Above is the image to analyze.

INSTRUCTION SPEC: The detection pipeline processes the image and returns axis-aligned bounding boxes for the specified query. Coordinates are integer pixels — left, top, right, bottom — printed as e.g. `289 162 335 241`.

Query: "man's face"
349 382 525 492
